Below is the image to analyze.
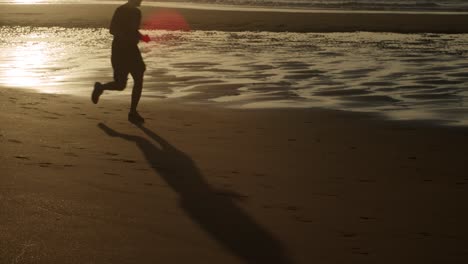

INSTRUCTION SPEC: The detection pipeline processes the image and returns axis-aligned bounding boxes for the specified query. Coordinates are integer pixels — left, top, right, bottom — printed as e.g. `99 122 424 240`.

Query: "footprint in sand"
72 146 87 150
43 110 64 117
285 206 299 211
20 106 38 110
104 172 119 176
109 158 136 163
341 232 358 238
359 216 377 221
43 116 59 120
358 179 376 183
214 190 249 200
40 145 61 149
39 162 52 167
352 248 369 255
294 215 313 223
416 232 431 237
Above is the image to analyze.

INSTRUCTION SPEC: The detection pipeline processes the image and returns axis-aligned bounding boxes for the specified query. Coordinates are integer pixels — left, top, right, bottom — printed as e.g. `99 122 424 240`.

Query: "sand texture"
1 87 468 263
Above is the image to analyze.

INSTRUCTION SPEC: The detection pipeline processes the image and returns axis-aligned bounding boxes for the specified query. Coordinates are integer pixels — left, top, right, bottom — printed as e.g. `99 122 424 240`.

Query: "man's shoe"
128 111 145 124
92 82 103 104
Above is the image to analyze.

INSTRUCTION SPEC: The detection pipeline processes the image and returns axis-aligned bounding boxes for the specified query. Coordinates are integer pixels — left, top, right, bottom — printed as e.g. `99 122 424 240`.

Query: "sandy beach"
2 1 468 263
1 3 468 33
1 86 468 263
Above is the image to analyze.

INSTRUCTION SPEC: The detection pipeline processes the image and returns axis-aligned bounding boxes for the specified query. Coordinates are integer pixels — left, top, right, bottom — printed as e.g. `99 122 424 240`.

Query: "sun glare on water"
4 43 48 87
0 27 112 95
1 39 65 93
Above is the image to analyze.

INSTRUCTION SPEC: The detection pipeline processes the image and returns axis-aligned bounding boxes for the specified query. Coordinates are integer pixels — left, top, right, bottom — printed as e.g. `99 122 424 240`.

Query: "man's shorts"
111 40 146 84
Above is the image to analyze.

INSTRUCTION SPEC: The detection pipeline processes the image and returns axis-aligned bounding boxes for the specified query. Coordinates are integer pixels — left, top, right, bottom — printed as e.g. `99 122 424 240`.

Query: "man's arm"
131 8 142 38
109 8 120 36
134 8 151 42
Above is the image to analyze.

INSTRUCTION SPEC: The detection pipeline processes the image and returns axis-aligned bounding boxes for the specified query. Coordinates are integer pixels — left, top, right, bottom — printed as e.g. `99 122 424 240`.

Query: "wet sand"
2 26 468 125
1 86 468 263
1 3 468 33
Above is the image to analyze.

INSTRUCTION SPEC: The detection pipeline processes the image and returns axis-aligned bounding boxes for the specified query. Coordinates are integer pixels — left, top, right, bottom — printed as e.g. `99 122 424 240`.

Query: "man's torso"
110 3 141 45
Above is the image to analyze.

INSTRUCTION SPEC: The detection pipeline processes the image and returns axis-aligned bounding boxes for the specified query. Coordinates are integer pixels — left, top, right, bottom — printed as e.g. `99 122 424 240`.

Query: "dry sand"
1 86 468 263
1 3 468 33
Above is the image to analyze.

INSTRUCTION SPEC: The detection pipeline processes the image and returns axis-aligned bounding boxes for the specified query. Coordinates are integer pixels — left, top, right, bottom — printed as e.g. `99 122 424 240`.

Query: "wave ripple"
1 27 468 125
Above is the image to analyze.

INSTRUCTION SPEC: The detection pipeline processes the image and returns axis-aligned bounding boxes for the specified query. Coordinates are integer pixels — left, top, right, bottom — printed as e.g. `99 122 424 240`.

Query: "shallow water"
1 26 468 125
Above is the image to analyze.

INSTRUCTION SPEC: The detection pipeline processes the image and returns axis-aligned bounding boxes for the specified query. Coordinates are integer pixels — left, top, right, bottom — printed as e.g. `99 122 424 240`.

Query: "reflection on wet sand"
1 26 467 125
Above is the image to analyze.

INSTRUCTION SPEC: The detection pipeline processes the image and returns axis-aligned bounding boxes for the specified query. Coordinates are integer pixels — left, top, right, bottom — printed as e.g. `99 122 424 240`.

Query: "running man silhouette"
92 0 151 124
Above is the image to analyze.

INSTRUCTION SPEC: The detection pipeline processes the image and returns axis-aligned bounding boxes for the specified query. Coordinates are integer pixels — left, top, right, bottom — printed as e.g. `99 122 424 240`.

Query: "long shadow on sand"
98 123 293 264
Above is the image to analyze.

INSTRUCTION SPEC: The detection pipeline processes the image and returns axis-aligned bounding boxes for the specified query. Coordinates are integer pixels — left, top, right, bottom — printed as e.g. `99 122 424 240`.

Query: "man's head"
128 0 143 7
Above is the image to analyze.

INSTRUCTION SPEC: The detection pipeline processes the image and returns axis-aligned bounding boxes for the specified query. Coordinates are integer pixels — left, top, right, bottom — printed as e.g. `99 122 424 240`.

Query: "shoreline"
0 3 468 33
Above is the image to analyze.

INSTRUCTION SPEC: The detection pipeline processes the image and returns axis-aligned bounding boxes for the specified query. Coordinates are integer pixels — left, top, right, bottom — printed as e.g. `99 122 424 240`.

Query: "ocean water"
1 26 468 125
153 0 468 11
1 0 467 125
1 0 468 12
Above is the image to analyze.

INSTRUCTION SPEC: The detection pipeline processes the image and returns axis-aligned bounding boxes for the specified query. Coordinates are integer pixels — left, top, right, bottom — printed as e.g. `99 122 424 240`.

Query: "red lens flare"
143 9 190 31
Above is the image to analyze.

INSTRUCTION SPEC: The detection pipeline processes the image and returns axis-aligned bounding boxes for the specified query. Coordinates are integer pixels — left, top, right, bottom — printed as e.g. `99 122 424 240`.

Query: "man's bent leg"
102 68 128 91
92 80 126 104
101 80 127 91
92 70 128 104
